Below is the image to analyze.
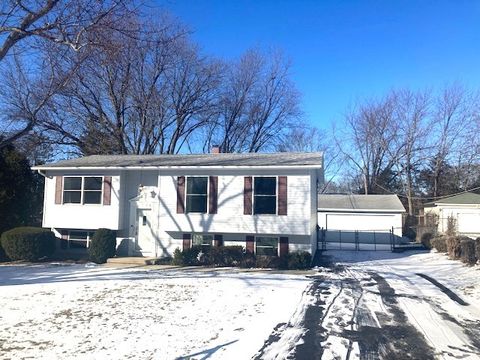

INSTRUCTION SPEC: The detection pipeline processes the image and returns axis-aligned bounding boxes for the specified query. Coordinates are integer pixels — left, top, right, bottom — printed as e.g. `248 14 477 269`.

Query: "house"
317 194 405 249
423 192 480 239
32 152 324 258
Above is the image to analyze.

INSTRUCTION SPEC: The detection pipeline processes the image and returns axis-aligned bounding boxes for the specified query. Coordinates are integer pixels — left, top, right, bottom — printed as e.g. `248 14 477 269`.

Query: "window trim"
253 176 278 215
185 176 209 214
255 236 279 256
62 176 104 205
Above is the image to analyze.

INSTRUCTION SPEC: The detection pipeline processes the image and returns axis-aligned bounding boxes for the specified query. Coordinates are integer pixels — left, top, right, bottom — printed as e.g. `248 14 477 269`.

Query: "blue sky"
157 0 480 129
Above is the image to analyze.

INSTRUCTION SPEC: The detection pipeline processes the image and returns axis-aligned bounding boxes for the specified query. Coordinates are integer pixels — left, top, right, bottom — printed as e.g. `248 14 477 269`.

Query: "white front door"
135 209 155 255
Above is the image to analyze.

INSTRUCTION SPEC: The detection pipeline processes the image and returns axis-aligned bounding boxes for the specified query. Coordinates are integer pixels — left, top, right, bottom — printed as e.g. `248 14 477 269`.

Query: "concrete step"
106 257 159 265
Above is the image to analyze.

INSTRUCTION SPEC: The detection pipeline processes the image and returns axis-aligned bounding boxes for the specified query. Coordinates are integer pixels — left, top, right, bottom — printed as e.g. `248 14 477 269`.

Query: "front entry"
135 209 155 255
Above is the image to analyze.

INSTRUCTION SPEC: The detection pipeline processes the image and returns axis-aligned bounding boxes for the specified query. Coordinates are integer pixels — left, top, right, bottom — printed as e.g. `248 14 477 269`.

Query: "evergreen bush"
88 228 116 264
0 227 55 261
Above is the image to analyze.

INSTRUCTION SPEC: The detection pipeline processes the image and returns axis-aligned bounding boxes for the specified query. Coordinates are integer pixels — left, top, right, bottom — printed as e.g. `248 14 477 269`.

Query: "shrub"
172 248 183 265
173 245 203 266
239 252 256 268
476 238 480 264
446 216 457 236
420 232 434 249
255 255 281 269
446 236 470 260
460 239 477 266
403 227 416 240
172 246 312 270
88 228 116 264
202 246 244 267
0 241 8 262
0 227 55 261
431 236 447 253
446 236 461 259
287 251 312 270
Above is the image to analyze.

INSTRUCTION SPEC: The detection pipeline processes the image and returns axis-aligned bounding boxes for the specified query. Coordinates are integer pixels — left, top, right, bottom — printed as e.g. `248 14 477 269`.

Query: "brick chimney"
211 145 221 154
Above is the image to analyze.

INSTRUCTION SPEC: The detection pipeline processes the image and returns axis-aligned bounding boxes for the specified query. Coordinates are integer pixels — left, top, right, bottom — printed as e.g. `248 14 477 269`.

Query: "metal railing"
318 227 399 251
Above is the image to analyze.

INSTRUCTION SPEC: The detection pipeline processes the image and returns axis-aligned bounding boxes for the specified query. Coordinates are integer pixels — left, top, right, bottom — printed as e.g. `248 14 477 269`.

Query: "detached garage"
423 192 480 239
318 194 406 249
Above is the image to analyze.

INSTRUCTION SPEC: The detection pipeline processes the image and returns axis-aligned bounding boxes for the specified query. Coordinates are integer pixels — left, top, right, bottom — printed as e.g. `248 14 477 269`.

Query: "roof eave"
32 164 323 171
317 207 405 213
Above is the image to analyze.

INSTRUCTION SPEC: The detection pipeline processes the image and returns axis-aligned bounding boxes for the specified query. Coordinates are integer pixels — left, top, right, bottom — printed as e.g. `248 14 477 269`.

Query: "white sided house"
423 192 480 239
33 152 324 258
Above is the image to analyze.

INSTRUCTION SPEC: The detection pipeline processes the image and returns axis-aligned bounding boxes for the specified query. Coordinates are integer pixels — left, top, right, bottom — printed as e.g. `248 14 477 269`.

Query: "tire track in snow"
368 263 480 359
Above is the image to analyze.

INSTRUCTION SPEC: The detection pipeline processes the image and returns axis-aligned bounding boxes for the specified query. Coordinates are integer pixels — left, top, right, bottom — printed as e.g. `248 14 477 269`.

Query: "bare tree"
0 0 137 148
205 49 301 153
276 125 345 193
0 0 134 59
37 17 221 155
392 89 432 216
335 93 402 195
427 84 479 197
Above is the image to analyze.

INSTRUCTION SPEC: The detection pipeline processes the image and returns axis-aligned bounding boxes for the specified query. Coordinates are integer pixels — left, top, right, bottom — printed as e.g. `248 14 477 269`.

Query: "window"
63 176 103 204
63 177 82 204
254 177 276 214
255 236 278 256
193 234 213 248
67 230 94 249
186 177 208 213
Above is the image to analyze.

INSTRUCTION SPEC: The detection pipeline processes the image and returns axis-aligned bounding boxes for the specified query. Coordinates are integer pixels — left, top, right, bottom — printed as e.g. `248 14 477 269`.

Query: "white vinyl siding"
159 170 311 235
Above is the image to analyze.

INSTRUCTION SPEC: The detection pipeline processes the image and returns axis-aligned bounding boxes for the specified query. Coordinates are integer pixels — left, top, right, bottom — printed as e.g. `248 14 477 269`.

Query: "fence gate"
318 227 396 251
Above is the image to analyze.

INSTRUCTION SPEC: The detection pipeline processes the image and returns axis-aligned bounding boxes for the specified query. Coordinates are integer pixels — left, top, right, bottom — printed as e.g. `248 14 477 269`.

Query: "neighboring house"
32 152 324 258
317 194 405 249
423 192 480 239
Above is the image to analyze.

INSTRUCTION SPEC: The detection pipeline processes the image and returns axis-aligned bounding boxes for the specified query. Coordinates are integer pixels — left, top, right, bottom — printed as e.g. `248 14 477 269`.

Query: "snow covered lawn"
2 251 480 360
0 264 311 359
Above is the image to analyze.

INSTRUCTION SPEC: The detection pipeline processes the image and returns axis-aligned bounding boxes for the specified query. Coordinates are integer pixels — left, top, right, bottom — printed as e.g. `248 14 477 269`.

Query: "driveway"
256 251 480 359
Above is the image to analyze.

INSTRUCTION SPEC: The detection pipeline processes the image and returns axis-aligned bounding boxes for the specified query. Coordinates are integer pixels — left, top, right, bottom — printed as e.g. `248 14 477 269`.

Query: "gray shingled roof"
318 194 406 212
424 192 480 206
33 152 323 169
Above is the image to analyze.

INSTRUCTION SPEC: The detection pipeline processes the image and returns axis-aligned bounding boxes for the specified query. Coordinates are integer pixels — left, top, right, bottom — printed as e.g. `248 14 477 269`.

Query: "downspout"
36 169 51 229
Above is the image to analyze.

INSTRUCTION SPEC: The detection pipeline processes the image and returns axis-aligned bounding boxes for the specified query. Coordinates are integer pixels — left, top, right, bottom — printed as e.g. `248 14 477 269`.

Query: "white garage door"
326 213 395 232
457 213 480 234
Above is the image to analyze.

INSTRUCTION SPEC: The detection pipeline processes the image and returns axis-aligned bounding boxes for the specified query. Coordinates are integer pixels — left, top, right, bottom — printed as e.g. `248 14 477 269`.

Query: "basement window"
193 234 213 248
255 236 279 256
67 230 94 249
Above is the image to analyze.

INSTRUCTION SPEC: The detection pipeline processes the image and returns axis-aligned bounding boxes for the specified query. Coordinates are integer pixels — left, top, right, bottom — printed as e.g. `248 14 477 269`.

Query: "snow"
0 264 311 360
328 250 480 305
1 251 480 359
325 250 480 359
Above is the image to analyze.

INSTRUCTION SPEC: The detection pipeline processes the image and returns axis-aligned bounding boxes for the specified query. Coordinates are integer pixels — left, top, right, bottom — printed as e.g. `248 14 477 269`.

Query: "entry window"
63 176 103 204
186 177 208 213
193 234 213 248
256 236 278 256
254 177 276 214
